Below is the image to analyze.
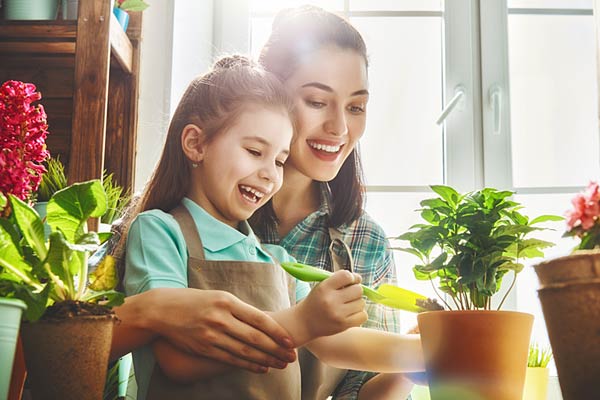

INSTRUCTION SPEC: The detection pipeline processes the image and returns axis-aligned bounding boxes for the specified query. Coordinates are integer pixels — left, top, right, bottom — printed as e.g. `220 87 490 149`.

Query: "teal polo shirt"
124 198 310 400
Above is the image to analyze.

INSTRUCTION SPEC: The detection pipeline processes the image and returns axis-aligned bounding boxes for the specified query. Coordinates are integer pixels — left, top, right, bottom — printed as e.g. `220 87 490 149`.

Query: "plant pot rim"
0 297 27 310
23 313 117 325
536 249 600 268
417 309 533 317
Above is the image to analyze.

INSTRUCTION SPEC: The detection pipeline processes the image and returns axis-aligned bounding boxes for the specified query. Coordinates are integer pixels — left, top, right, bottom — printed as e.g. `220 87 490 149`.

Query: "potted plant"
34 156 68 237
0 79 50 399
0 180 124 400
533 181 600 400
522 343 552 400
100 170 131 232
395 185 559 400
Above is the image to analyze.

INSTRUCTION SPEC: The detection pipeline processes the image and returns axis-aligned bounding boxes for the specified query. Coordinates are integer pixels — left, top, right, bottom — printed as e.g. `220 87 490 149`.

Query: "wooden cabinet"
0 0 142 192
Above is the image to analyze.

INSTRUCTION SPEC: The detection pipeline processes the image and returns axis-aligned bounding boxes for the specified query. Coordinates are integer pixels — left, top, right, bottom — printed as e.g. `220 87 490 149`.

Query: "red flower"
0 80 50 201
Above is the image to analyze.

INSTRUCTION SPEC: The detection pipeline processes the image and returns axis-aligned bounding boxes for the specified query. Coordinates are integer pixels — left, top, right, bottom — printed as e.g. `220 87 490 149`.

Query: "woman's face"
284 46 369 182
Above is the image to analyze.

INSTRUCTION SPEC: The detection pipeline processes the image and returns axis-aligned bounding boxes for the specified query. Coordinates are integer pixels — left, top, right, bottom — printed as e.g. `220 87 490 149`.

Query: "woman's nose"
324 108 348 136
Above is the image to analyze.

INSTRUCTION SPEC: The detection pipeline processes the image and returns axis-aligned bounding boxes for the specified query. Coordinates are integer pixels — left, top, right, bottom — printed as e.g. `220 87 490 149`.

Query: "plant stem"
0 260 44 291
497 270 517 310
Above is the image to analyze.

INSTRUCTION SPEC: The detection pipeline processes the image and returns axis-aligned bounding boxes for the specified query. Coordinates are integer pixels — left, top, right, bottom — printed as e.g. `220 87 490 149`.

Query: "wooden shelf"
0 0 142 207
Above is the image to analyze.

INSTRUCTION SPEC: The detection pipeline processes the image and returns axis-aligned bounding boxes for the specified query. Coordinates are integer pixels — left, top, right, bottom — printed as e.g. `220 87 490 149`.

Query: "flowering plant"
115 0 149 11
0 81 49 206
564 181 600 250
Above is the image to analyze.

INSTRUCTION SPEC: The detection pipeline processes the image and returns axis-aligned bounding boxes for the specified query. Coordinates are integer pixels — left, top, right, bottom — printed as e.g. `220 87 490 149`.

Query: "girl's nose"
259 162 278 182
324 108 348 137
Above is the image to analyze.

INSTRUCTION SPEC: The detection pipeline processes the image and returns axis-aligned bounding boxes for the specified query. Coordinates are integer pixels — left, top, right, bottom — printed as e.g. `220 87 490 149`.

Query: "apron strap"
170 205 206 261
328 227 354 273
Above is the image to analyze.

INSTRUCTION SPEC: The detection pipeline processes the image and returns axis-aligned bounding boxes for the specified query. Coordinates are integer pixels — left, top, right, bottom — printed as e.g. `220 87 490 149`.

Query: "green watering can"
280 262 442 313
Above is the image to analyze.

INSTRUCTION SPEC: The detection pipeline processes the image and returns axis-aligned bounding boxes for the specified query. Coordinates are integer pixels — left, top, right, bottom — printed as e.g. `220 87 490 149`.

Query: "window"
202 0 599 388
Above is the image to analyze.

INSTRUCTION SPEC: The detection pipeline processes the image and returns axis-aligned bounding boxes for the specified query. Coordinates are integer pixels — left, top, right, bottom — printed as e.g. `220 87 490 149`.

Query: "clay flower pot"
21 314 116 400
417 310 533 400
534 250 600 400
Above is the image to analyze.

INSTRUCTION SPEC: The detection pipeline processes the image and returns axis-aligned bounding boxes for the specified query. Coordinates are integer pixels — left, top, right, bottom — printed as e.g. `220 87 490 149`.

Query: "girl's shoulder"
131 208 181 236
261 243 296 264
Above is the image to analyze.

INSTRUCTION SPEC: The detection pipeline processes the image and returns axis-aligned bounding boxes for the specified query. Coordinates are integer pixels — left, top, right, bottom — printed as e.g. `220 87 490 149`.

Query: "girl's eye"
247 148 261 157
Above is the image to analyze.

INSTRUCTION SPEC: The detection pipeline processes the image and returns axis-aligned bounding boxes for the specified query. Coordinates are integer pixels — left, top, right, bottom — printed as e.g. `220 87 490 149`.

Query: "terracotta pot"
21 315 115 400
417 310 533 400
534 250 600 400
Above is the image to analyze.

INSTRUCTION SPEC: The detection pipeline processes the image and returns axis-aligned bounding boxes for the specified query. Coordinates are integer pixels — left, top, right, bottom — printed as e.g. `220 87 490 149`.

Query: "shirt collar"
182 198 259 252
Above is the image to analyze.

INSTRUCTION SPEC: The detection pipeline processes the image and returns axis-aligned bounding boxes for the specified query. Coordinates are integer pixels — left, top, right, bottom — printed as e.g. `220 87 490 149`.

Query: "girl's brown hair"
116 55 294 254
253 5 368 232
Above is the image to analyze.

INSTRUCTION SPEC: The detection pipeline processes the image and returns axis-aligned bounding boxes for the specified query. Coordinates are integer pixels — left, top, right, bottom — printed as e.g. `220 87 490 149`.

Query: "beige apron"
298 228 355 400
147 205 301 400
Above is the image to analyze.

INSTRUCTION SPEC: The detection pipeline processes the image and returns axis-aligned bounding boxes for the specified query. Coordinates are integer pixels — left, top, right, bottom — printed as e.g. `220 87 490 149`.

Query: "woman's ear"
181 124 206 163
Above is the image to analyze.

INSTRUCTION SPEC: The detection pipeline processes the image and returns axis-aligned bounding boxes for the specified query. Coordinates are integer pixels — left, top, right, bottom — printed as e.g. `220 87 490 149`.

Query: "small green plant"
394 185 562 310
528 343 553 368
0 180 124 322
115 0 149 11
101 171 131 225
37 156 68 202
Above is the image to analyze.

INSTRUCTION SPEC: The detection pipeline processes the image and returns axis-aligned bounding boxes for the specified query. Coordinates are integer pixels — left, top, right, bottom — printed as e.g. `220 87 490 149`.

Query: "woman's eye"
349 104 366 114
247 149 261 157
306 100 326 109
275 160 285 168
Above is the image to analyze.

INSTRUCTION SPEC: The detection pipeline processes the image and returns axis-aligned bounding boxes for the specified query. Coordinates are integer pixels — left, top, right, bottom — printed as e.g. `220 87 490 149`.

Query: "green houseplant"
100 170 131 228
0 180 124 400
395 185 560 400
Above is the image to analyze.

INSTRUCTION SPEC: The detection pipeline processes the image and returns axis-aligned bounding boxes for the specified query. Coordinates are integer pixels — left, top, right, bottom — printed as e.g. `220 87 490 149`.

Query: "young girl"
122 55 423 400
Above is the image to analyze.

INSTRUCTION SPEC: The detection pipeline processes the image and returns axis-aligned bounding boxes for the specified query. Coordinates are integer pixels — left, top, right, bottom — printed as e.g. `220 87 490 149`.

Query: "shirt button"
248 247 256 256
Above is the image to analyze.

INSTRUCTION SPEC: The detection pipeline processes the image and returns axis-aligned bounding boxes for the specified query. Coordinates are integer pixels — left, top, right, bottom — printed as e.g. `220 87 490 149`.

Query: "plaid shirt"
259 184 402 400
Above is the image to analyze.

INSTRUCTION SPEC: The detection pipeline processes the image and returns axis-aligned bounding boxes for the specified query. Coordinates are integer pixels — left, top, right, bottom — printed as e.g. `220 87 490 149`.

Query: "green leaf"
15 284 50 322
0 223 36 285
9 195 47 260
88 255 119 291
81 289 124 307
392 247 425 262
118 0 150 11
0 193 6 211
430 185 461 206
45 231 75 299
530 214 564 225
46 180 107 243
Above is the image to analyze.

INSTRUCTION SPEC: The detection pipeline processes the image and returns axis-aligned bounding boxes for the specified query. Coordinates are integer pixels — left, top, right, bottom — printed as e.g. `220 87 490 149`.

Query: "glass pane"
250 17 273 60
350 0 443 12
249 1 343 14
365 192 441 330
508 15 599 187
508 0 592 9
353 17 444 186
514 193 577 375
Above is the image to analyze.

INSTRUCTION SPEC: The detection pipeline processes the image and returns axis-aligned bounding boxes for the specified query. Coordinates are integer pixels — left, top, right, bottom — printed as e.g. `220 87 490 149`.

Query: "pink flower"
0 80 50 201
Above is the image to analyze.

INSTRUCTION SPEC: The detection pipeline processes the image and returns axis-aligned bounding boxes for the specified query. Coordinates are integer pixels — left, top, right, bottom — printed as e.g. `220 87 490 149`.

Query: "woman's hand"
112 288 296 373
296 270 368 340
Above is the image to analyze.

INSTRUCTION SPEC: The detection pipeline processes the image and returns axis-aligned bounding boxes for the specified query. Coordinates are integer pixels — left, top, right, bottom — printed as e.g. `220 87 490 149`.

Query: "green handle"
280 262 427 313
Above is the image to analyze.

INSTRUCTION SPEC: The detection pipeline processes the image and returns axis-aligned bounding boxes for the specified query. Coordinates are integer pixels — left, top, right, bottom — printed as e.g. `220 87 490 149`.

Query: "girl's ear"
181 124 207 163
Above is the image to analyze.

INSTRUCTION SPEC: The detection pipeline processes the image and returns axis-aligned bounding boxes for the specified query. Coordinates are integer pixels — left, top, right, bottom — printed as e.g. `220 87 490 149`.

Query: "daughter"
122 55 423 400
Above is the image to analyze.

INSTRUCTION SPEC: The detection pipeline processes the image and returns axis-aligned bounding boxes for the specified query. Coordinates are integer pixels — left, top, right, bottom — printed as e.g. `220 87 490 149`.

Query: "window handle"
436 86 465 125
489 85 502 135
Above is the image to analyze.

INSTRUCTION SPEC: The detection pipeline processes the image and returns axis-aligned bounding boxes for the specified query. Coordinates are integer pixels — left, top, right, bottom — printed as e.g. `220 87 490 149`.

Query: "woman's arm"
306 328 424 373
110 287 297 373
149 270 367 383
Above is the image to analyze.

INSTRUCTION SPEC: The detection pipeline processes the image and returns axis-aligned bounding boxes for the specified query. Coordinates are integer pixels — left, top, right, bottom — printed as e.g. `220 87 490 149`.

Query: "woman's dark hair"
254 5 368 231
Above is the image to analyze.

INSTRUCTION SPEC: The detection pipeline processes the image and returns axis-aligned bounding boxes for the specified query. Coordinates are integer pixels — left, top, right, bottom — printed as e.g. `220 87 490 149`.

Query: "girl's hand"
113 288 297 373
296 270 368 340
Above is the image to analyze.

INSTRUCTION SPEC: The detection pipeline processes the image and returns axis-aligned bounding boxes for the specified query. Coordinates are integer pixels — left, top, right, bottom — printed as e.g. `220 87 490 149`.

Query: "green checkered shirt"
257 184 403 399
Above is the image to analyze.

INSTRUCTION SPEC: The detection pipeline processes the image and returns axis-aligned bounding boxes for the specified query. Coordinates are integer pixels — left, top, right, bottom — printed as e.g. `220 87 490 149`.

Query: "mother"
109 5 413 400
250 6 412 400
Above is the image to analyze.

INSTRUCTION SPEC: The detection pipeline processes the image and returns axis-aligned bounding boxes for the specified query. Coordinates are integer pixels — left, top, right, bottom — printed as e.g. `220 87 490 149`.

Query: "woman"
250 5 414 400
108 5 415 399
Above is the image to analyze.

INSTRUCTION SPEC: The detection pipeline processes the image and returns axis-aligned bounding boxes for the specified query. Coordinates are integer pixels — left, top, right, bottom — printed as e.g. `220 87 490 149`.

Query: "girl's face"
284 46 368 182
190 107 293 227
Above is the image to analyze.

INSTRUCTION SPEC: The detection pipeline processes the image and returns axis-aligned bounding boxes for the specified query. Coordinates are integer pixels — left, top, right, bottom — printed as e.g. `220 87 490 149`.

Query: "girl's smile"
187 106 293 227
